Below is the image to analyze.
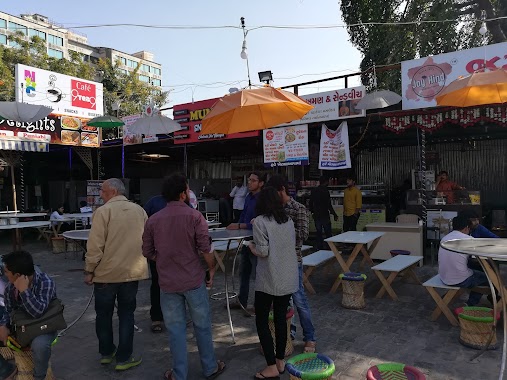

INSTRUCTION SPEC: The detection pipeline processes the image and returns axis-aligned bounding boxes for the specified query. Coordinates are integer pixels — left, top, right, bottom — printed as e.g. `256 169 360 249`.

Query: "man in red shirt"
436 171 464 204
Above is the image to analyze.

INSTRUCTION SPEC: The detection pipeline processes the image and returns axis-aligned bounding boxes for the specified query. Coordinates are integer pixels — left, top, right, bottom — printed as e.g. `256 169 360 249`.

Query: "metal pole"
420 129 427 225
121 144 125 178
184 144 188 177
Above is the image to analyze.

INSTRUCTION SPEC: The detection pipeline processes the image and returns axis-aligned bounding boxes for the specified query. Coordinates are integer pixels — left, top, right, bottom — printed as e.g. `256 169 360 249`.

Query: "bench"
213 241 240 272
301 245 313 254
372 255 423 301
302 250 335 294
423 274 490 326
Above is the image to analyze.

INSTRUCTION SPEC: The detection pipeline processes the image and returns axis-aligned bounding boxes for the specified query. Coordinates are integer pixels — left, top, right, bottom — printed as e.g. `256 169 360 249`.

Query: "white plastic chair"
395 214 421 224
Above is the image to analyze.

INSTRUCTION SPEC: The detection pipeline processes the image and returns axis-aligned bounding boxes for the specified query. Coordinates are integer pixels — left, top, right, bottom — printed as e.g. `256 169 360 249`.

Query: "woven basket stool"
390 250 411 257
340 272 367 309
455 306 500 350
367 362 425 380
51 237 65 254
286 353 335 380
266 307 295 357
12 350 55 380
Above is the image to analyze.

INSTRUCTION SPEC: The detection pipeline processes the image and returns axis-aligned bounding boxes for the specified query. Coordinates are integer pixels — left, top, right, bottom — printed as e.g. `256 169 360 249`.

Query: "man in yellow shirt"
343 176 362 232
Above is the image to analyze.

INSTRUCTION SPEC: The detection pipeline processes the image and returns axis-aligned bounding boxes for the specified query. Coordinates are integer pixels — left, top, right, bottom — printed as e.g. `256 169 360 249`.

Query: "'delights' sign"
14 64 103 118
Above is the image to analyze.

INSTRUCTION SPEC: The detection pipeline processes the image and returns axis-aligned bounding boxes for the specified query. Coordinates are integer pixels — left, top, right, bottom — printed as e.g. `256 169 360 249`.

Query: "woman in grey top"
248 187 298 379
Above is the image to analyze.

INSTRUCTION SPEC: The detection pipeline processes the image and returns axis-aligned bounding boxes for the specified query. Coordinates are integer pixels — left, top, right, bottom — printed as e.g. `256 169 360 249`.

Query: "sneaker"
115 356 142 371
100 348 117 365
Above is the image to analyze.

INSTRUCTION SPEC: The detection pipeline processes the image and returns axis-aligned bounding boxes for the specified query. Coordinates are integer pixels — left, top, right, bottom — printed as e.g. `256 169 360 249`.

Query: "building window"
153 67 161 76
139 74 150 83
29 29 46 40
48 48 64 59
119 69 128 75
0 34 6 45
120 57 127 65
141 64 150 73
152 79 162 86
48 34 63 46
8 22 27 35
0 19 6 29
127 59 137 69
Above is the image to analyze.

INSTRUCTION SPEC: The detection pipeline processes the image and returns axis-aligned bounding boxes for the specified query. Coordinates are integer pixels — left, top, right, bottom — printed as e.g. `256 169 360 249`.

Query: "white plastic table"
325 231 385 293
62 229 90 241
371 255 422 300
208 229 253 344
441 238 507 380
0 221 51 250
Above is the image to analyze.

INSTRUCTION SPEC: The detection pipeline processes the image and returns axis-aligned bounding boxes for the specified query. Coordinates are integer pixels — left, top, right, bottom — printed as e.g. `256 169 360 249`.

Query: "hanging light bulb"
479 22 487 35
240 39 248 59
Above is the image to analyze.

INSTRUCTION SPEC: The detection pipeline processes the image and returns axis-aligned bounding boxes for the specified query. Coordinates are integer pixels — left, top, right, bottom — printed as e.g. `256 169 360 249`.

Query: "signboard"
401 42 507 110
263 124 309 167
15 64 104 118
318 122 351 170
173 98 259 144
278 86 366 127
0 115 100 147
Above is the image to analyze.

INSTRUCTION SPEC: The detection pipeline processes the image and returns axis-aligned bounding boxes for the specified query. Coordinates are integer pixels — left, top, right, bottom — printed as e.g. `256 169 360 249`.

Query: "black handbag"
10 298 67 347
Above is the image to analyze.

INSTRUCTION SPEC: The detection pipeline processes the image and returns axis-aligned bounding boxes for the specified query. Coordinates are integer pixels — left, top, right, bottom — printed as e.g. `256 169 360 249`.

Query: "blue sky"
4 1 362 109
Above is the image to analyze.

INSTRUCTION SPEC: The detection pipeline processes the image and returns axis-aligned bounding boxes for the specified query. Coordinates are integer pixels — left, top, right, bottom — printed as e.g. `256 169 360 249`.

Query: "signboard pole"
122 145 125 179
183 144 188 177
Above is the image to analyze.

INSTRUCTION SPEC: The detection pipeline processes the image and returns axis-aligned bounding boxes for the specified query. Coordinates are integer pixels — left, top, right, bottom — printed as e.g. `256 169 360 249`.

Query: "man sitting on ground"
0 251 57 380
438 216 488 306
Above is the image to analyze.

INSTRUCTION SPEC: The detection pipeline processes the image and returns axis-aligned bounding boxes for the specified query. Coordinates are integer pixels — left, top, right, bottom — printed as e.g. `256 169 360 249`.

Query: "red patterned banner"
383 104 507 134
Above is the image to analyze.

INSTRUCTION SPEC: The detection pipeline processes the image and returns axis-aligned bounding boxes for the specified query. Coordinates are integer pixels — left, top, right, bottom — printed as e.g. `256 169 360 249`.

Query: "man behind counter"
435 171 464 204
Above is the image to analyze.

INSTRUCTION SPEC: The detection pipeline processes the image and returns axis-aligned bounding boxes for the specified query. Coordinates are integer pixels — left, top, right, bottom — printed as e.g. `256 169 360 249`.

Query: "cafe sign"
263 124 309 167
402 41 507 110
15 64 104 119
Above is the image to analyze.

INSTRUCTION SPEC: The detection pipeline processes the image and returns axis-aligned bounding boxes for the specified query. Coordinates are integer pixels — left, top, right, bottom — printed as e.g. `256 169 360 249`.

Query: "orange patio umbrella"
201 86 314 134
435 68 507 107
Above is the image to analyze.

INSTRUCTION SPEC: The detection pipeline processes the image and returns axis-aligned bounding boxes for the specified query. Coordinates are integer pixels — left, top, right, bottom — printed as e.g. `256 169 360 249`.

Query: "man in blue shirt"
459 209 499 239
144 194 168 333
227 172 265 315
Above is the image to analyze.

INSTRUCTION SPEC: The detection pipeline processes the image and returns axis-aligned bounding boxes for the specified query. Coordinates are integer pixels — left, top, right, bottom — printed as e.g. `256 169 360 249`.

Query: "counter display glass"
406 189 481 206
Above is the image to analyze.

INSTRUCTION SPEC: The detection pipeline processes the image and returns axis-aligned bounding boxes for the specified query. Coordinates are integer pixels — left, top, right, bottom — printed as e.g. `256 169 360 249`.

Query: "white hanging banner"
318 122 351 170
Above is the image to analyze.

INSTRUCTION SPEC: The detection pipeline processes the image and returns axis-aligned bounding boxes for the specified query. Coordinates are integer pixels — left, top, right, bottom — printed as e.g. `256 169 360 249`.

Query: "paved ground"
0 234 503 379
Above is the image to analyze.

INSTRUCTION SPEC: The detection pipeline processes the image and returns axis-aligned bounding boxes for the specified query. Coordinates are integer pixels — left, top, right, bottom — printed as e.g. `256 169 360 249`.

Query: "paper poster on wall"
263 124 309 167
318 121 351 170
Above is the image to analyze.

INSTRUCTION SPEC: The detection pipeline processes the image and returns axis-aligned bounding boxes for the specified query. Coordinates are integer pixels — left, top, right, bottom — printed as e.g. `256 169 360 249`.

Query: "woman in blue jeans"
249 187 299 379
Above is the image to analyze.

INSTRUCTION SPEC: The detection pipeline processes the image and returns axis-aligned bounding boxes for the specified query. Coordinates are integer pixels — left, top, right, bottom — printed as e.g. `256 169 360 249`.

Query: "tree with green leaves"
340 0 506 92
1 32 169 139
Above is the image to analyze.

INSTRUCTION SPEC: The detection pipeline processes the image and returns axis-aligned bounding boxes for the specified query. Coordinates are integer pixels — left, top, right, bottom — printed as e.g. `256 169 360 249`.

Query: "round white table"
208 229 253 344
62 229 90 241
441 238 507 380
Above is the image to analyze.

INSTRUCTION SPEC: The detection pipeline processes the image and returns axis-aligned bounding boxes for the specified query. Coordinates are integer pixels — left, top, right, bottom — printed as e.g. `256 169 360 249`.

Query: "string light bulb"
240 40 248 59
479 22 487 35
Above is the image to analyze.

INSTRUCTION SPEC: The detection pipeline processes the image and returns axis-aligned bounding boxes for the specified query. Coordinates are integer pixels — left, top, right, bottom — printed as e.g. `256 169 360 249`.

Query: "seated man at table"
50 205 72 233
438 215 488 306
458 209 499 239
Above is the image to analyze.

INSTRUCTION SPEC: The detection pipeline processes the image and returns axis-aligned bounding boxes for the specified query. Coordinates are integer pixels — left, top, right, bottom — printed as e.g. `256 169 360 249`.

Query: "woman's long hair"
255 187 288 224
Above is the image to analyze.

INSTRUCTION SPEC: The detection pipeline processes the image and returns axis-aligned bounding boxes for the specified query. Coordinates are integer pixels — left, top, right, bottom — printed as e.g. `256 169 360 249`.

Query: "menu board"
263 124 309 168
86 180 104 211
318 121 351 170
0 115 100 147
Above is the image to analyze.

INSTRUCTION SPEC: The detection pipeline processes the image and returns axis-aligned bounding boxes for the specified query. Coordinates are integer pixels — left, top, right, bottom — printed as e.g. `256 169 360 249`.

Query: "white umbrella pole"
10 165 17 212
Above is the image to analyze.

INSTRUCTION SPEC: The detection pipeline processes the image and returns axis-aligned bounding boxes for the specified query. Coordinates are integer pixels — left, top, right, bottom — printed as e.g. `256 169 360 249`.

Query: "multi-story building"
0 11 162 87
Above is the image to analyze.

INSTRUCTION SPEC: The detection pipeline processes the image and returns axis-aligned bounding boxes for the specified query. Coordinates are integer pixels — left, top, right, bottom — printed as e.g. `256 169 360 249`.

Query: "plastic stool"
390 250 411 257
286 353 335 380
367 362 425 380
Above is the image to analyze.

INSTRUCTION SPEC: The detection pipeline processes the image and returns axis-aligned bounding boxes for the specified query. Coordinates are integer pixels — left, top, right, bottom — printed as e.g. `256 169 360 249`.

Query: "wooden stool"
265 308 295 357
12 350 55 380
286 353 335 380
340 272 366 309
367 362 425 380
455 306 500 350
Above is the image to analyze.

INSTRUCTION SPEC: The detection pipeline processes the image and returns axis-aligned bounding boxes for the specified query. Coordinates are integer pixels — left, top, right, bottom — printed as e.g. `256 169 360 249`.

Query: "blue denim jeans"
32 332 57 380
454 270 489 306
314 219 332 250
94 281 138 362
160 282 217 380
238 246 257 307
291 263 316 342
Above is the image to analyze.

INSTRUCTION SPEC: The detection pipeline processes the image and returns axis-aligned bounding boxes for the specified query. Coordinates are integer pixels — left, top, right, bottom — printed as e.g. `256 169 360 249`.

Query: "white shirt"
50 211 65 226
230 185 248 210
438 230 473 285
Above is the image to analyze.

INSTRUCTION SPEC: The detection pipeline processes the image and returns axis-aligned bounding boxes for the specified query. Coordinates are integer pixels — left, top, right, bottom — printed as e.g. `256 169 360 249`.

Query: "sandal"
303 341 316 353
206 360 226 380
253 372 280 379
151 322 163 333
163 369 175 380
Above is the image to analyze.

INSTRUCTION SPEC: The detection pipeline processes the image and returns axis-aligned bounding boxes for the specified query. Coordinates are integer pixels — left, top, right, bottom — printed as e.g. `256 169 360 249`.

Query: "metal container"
8 218 18 225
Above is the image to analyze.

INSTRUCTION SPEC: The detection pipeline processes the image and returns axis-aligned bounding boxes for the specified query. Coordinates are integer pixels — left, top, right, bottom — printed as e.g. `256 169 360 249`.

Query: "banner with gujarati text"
318 122 351 170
